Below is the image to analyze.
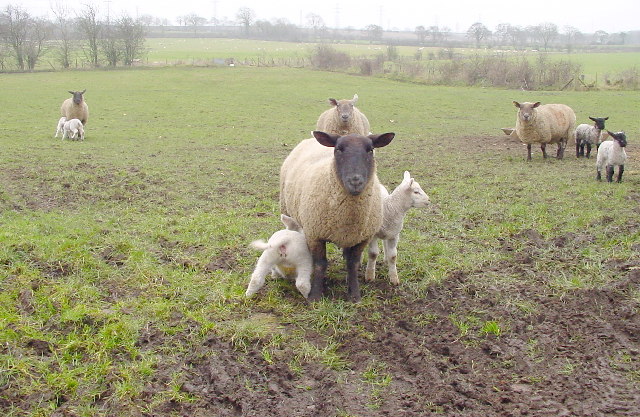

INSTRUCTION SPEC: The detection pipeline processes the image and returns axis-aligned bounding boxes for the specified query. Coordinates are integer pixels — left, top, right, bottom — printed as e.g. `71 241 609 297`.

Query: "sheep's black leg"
527 144 532 161
586 144 592 158
557 142 565 159
617 165 624 183
343 241 368 302
308 240 328 302
596 169 602 181
576 141 581 157
541 144 547 159
606 165 614 183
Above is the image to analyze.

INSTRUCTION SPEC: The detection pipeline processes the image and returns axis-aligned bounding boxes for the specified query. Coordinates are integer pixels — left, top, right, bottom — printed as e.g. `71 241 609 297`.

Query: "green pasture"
1 66 639 415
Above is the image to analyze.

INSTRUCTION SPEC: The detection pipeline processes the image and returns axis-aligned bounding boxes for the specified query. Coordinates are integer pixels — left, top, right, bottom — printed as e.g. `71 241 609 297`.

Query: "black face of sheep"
513 101 541 122
68 89 86 105
607 130 627 147
313 131 395 196
590 116 609 130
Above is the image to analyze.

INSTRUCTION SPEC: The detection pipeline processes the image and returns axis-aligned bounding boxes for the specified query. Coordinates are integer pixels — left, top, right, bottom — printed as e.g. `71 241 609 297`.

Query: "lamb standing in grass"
596 131 628 183
576 116 608 158
60 90 89 126
246 214 312 299
365 171 431 285
513 101 576 161
280 131 395 302
62 118 85 140
54 117 66 138
316 94 371 136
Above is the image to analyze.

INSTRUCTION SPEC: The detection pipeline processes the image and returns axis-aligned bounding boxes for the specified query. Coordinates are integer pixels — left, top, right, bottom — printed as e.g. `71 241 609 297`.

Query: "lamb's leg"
617 165 624 183
527 144 532 161
308 240 327 302
541 143 547 159
576 141 582 158
365 238 379 282
245 252 273 297
343 241 368 302
606 165 614 183
294 263 312 299
383 236 400 285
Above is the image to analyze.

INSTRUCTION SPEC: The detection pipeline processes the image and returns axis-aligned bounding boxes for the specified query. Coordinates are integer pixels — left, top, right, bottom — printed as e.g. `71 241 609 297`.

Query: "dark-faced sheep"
280 131 395 302
513 101 576 161
316 94 371 136
61 90 89 126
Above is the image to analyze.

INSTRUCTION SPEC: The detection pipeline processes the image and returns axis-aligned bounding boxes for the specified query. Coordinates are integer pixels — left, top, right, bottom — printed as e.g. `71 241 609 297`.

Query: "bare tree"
51 1 75 68
563 25 582 52
1 5 30 70
466 22 490 48
117 14 146 66
306 13 324 40
101 23 120 66
24 16 49 70
415 25 427 44
236 7 255 36
77 3 101 67
593 30 609 45
537 22 558 51
183 13 207 33
365 24 383 43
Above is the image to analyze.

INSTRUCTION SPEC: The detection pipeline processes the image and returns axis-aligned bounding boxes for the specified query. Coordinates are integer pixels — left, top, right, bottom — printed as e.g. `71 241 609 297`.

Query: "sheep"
513 101 576 161
54 117 66 138
316 94 371 136
60 90 89 126
365 171 430 285
245 214 312 299
576 116 608 158
62 118 85 141
280 131 395 302
596 131 628 183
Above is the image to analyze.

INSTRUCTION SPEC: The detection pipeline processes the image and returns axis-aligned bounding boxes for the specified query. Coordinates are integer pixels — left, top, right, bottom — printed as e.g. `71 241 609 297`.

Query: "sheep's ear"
68 90 75 95
313 131 340 147
589 116 596 122
81 89 86 94
604 117 609 120
281 214 302 232
328 98 338 107
352 94 358 104
403 171 411 182
513 101 521 108
369 132 395 148
533 102 541 108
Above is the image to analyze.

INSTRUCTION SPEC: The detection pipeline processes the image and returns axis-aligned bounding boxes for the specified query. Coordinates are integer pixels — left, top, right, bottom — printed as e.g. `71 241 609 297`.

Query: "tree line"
0 4 146 71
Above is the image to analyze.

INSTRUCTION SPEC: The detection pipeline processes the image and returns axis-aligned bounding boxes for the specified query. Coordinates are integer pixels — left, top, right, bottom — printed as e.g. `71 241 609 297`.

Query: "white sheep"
62 118 85 141
280 131 395 302
596 131 628 183
365 171 431 285
513 101 576 161
245 214 312 299
576 116 608 158
316 94 371 136
60 90 89 126
54 117 66 138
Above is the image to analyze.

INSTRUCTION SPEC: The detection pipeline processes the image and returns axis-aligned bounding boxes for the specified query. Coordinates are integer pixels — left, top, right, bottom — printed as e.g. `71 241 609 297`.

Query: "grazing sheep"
54 117 66 138
245 214 312 299
280 131 395 302
596 131 628 183
365 171 430 285
576 116 608 158
513 101 576 161
62 118 85 141
60 90 89 126
316 94 371 136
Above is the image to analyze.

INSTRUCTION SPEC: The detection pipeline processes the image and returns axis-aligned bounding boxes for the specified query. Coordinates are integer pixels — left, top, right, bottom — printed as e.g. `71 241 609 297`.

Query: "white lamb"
596 131 628 183
62 118 85 140
54 117 66 138
365 171 431 285
245 214 312 299
576 116 608 158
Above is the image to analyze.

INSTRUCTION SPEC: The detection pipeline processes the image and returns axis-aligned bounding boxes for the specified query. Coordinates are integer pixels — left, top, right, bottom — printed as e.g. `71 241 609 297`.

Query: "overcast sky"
9 0 640 34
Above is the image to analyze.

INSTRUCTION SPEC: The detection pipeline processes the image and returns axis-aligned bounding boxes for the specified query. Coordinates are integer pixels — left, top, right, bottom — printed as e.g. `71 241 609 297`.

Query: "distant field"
1 66 639 415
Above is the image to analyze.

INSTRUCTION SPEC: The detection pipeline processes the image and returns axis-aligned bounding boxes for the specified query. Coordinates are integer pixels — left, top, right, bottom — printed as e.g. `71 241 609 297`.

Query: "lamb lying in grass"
365 171 431 285
62 118 85 141
245 214 312 299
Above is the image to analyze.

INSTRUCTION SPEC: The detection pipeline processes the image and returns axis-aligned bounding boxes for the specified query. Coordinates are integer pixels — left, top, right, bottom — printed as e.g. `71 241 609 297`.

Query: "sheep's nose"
347 175 364 192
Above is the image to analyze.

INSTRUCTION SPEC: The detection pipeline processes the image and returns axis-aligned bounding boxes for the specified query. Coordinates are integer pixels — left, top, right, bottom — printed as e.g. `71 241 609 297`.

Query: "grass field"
1 66 639 415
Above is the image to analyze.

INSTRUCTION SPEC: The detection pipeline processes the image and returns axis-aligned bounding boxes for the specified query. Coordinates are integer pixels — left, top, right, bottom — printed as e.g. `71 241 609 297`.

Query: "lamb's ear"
403 171 411 183
281 214 302 232
352 94 358 104
370 132 395 148
589 116 596 122
81 89 86 94
313 131 340 147
513 101 521 108
328 98 338 107
533 102 541 108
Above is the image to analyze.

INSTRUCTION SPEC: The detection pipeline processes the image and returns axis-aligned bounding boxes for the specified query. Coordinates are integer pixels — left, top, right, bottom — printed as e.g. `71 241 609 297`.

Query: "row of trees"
461 22 627 50
0 4 146 71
